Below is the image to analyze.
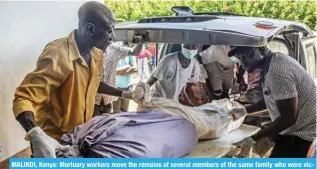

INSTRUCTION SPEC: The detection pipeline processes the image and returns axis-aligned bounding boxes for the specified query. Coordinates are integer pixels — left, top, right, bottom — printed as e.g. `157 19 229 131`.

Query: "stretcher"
184 124 261 158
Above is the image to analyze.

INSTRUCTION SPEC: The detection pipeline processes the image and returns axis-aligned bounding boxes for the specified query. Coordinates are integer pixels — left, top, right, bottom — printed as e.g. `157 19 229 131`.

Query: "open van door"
114 15 314 47
301 35 317 84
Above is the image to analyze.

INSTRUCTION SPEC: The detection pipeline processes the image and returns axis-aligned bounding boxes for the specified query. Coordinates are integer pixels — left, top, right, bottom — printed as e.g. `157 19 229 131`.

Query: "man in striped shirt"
229 46 316 157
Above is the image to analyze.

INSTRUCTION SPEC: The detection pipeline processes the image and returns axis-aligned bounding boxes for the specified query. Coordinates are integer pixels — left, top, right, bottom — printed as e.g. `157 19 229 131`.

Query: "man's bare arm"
98 82 123 97
128 43 143 56
146 76 158 87
119 58 137 76
245 99 266 113
116 66 130 75
16 111 38 132
251 97 297 141
119 67 137 76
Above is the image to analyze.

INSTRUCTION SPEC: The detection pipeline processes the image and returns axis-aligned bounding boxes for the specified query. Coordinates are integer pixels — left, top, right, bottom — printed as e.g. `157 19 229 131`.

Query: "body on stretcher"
29 124 260 158
29 96 261 158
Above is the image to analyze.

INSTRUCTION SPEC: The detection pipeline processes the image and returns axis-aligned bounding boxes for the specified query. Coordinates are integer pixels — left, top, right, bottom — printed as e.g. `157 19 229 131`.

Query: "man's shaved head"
78 1 115 29
77 1 115 51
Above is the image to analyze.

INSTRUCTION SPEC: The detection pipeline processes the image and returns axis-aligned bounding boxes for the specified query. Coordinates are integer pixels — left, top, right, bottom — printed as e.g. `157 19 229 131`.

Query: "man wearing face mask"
198 45 239 100
146 44 201 101
230 46 316 157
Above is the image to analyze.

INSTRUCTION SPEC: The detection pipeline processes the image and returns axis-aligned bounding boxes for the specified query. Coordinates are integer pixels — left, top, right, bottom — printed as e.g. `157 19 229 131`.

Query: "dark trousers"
270 134 312 158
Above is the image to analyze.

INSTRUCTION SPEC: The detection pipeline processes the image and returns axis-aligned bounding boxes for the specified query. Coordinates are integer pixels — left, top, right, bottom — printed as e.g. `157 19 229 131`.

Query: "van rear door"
114 16 313 47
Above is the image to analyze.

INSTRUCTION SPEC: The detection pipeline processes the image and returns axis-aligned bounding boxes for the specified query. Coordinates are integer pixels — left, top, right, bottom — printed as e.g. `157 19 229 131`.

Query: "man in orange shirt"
12 1 144 158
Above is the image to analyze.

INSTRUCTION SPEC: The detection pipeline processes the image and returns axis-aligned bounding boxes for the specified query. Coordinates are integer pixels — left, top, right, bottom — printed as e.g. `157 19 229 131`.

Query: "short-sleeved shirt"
13 30 104 140
95 43 132 105
151 52 200 101
262 53 316 141
137 50 151 59
199 45 233 68
200 45 234 90
116 56 135 88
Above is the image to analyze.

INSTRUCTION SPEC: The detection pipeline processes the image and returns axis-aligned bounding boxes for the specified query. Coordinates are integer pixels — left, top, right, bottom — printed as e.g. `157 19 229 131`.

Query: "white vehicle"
113 6 317 157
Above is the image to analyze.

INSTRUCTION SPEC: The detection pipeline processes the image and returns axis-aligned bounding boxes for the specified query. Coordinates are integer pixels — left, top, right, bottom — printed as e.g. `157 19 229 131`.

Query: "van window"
267 40 290 55
158 43 181 62
306 43 317 79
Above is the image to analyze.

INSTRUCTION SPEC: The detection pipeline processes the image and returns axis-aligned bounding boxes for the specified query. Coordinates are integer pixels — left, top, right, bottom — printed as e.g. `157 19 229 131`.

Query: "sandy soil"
127 72 140 112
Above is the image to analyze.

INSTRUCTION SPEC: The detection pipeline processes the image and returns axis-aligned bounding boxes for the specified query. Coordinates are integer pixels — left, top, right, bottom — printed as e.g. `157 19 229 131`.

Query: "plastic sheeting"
57 111 197 158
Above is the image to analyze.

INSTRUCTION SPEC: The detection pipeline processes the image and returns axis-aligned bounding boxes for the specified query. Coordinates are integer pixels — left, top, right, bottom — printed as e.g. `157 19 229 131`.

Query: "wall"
0 0 103 161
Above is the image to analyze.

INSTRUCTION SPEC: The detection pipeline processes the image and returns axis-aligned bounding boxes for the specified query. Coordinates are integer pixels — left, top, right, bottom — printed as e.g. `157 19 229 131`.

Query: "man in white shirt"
198 45 239 99
94 42 143 115
146 44 201 102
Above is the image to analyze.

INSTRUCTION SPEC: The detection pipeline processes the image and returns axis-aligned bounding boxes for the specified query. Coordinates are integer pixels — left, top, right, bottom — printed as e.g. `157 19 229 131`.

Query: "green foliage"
104 0 316 30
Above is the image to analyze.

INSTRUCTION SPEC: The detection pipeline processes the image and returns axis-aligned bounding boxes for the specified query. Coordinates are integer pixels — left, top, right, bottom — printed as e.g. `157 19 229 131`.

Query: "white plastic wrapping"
137 83 247 140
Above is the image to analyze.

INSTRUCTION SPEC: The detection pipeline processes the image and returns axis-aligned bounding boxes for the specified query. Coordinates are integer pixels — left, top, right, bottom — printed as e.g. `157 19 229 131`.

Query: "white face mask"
181 45 198 59
230 56 240 64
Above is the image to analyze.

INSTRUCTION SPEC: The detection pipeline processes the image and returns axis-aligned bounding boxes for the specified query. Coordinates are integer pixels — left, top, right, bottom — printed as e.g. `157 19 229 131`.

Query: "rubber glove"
121 82 145 103
27 127 67 158
136 82 152 106
232 137 256 158
199 64 208 83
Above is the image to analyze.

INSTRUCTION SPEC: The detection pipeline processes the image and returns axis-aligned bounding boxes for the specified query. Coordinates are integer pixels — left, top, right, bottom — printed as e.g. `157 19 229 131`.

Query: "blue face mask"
181 45 198 59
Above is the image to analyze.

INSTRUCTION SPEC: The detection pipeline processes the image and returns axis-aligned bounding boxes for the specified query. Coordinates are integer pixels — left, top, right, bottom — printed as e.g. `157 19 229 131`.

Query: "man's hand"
240 84 247 92
27 127 67 158
121 83 145 103
119 67 137 76
232 137 256 158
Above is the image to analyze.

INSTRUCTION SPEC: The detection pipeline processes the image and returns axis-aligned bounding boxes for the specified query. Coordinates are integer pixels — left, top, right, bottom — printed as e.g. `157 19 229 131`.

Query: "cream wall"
0 0 104 161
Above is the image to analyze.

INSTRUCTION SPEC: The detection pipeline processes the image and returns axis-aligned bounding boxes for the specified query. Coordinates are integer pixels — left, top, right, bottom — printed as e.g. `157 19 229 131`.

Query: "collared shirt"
95 43 132 105
13 30 104 141
262 53 316 141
